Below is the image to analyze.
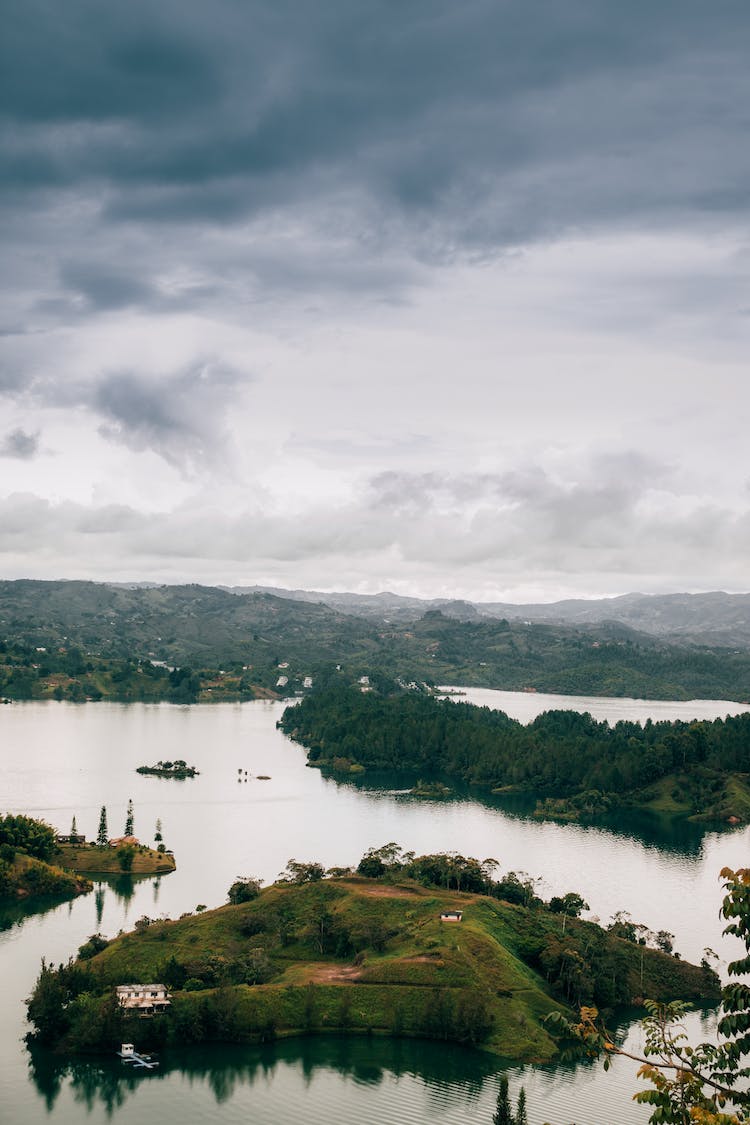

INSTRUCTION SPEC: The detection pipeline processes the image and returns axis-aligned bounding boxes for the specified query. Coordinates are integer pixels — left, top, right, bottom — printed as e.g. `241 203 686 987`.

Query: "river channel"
1 691 748 1124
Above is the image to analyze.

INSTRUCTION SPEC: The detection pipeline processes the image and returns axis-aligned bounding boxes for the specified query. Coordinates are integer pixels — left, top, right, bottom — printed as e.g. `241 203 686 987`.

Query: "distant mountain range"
225 586 750 647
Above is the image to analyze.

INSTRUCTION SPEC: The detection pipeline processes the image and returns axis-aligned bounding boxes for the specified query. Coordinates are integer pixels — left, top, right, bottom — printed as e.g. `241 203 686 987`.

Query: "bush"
78 933 109 960
239 917 266 938
228 877 262 904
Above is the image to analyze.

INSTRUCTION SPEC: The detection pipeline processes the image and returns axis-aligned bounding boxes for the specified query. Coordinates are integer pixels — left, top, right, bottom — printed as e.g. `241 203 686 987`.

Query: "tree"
549 868 750 1124
515 1087 528 1125
117 845 135 872
227 876 262 904
96 807 108 847
0 814 56 860
279 859 325 884
492 1075 513 1125
124 798 134 837
154 818 162 843
655 929 675 954
70 815 77 837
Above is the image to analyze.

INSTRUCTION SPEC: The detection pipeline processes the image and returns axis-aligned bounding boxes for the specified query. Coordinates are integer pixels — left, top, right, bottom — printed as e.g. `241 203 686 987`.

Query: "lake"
1 691 747 1124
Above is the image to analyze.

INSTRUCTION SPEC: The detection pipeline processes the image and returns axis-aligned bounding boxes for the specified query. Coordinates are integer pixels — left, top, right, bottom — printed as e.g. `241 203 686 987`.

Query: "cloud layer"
1 2 748 596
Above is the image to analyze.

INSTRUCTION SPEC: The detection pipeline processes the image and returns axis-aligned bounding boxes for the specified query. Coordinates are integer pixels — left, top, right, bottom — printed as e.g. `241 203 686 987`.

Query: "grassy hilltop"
28 872 719 1061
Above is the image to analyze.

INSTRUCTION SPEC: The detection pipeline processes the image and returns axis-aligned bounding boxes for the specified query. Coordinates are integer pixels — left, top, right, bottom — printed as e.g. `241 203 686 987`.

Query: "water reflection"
0 895 76 935
26 1036 499 1115
333 769 710 856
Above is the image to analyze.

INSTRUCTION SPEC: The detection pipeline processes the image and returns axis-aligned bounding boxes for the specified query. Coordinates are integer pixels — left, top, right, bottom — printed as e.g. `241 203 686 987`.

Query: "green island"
0 816 92 903
55 843 176 876
279 684 750 826
136 760 199 779
25 848 719 1060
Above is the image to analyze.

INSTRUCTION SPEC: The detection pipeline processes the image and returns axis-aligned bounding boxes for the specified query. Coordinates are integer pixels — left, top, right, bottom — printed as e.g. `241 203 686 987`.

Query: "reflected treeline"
0 895 76 934
330 767 708 857
93 873 157 906
27 1033 500 1114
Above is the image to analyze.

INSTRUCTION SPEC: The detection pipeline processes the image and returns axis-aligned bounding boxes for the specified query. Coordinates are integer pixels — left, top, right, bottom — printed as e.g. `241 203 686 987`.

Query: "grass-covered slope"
0 851 92 902
28 877 719 1061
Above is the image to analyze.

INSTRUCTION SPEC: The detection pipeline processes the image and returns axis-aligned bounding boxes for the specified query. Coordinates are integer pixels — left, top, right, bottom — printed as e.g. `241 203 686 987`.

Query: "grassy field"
56 844 176 875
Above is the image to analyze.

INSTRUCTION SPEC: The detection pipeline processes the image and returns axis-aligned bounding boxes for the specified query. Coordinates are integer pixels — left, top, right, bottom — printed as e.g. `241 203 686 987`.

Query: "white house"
116 984 171 1014
439 910 463 923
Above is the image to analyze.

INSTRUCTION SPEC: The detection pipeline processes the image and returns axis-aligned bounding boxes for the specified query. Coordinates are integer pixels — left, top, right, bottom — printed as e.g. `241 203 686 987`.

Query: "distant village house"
109 835 139 848
439 910 463 923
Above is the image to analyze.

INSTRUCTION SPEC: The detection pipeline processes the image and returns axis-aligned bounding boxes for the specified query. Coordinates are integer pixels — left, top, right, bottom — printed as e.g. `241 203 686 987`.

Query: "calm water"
1 693 748 1124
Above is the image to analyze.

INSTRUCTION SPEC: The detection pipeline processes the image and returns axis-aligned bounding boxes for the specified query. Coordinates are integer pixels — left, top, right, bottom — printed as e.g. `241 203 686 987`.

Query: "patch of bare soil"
305 964 362 984
345 882 423 899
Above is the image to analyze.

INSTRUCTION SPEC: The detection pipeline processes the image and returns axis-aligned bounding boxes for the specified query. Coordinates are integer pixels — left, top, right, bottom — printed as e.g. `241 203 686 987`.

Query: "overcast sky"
1 1 749 601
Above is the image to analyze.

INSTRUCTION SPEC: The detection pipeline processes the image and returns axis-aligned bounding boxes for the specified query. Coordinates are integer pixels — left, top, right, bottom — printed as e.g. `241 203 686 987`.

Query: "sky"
1 0 749 602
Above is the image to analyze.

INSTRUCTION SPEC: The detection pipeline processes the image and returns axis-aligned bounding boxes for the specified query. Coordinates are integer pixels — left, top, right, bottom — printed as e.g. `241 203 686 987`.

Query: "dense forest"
280 685 750 822
2 579 750 701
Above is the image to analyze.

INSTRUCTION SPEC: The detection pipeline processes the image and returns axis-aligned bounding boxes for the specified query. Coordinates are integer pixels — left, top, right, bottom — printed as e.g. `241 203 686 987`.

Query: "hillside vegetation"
26 866 719 1061
0 816 92 902
2 580 750 701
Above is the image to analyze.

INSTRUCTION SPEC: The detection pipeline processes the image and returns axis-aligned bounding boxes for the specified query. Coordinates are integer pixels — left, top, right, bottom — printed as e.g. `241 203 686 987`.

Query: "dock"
118 1043 159 1069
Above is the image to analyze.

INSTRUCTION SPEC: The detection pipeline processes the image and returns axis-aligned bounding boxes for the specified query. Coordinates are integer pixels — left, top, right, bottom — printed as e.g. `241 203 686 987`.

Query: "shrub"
78 933 109 960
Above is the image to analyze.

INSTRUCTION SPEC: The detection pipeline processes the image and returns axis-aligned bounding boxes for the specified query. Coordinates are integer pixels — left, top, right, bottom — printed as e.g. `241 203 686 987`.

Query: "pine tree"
154 818 162 843
492 1076 513 1125
515 1087 528 1125
96 806 108 847
70 815 77 837
124 798 134 837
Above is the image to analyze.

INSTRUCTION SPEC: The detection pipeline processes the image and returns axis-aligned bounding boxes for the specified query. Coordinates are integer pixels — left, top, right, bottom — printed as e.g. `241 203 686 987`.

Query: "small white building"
116 984 171 1014
439 910 463 923
303 676 313 688
276 675 289 688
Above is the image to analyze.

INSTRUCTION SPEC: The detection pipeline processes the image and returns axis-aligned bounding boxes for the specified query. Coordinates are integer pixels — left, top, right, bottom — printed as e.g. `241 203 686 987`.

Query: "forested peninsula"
26 851 719 1061
279 686 750 825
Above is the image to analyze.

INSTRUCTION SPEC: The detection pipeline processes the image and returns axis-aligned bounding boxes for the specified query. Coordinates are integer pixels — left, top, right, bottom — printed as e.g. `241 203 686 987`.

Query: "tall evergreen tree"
96 806 108 847
154 817 162 843
124 798 134 837
492 1076 513 1125
70 815 77 837
515 1087 527 1125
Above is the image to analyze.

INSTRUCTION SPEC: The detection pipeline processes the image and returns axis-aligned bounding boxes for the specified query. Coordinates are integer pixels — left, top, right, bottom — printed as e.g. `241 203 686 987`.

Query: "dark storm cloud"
60 262 157 312
3 1 749 257
0 428 40 460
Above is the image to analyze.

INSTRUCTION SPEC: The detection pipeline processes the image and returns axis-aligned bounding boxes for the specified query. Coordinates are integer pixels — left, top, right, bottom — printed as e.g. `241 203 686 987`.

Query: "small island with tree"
136 760 199 779
54 805 176 877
